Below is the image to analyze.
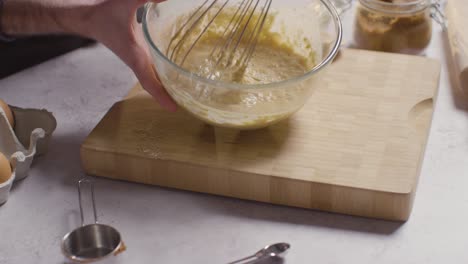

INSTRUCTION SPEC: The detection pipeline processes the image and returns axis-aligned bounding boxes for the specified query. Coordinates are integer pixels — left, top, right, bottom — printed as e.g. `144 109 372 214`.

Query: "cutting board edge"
346 47 442 65
80 142 415 195
81 146 414 221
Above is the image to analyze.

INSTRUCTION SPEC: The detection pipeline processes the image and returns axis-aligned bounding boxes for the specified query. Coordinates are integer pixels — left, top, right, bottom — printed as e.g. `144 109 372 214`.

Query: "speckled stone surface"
1 12 468 264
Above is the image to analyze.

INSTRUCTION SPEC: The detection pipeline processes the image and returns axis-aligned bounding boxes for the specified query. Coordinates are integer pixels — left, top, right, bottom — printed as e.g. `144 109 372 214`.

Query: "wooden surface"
446 0 468 92
81 49 440 221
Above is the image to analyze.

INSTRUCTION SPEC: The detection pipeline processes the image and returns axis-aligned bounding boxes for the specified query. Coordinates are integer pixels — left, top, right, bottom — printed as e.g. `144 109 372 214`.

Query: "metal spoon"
228 243 290 264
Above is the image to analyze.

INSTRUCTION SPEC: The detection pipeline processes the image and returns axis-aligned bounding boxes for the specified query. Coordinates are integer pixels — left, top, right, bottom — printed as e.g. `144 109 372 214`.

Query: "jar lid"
359 0 431 14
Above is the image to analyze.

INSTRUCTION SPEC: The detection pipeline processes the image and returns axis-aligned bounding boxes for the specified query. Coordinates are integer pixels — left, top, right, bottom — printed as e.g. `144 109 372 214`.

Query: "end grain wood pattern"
81 49 440 221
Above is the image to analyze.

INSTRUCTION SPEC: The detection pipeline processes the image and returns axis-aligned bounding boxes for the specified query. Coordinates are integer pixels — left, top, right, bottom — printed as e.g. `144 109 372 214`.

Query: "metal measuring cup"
61 179 125 263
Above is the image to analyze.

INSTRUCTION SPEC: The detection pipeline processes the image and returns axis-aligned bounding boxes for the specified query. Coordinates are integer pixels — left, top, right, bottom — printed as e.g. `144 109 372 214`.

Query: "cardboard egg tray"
0 105 56 205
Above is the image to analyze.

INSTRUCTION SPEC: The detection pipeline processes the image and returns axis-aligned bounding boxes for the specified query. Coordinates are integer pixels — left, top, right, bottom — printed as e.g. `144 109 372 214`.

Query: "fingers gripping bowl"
142 0 342 129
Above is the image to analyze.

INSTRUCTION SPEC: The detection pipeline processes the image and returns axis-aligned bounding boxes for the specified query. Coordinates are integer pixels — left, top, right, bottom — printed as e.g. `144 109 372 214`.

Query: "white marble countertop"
1 8 468 264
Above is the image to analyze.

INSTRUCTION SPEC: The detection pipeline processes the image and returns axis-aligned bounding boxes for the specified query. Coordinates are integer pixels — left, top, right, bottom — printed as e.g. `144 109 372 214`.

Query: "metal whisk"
167 0 273 78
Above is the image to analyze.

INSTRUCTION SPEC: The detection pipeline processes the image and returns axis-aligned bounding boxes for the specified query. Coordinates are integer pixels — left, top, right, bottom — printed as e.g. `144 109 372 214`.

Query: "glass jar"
353 0 446 55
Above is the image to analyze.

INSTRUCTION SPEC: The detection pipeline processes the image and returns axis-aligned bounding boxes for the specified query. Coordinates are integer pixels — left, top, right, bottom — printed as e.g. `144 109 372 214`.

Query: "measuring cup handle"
227 254 257 264
78 179 99 226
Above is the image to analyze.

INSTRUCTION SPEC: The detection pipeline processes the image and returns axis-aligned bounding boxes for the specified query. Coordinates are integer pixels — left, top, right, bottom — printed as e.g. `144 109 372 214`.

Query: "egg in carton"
0 103 57 205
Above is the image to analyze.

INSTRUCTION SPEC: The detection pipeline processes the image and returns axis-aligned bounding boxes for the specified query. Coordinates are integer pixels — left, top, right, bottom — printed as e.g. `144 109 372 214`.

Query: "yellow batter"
170 8 315 84
161 6 319 129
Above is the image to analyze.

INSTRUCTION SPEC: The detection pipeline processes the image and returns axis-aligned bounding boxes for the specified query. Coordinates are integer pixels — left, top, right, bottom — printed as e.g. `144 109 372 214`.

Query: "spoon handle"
227 254 257 264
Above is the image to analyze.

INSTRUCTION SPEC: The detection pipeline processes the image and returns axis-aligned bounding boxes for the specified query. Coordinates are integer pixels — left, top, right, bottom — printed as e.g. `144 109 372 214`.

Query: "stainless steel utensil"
167 0 273 77
228 242 290 264
61 179 125 263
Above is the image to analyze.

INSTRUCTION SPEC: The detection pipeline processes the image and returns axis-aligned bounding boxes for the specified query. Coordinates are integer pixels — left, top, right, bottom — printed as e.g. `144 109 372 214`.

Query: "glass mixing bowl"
142 0 342 130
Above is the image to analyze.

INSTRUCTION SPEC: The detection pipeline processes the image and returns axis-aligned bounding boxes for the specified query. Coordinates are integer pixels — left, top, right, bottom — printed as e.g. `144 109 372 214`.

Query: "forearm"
1 0 96 36
2 0 177 110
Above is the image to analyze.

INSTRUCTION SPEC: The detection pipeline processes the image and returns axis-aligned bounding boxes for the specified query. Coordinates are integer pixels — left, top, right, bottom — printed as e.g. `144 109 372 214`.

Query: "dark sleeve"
0 35 94 79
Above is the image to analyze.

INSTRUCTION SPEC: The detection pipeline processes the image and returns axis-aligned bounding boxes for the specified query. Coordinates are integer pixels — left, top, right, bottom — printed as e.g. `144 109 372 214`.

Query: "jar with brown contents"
354 0 443 55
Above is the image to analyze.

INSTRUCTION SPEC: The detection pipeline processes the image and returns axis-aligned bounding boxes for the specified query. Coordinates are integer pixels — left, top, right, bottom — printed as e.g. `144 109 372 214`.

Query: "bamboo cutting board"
81 49 440 221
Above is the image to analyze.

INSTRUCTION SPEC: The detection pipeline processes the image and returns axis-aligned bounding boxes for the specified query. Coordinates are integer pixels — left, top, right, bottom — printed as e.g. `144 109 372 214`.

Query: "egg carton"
0 105 57 205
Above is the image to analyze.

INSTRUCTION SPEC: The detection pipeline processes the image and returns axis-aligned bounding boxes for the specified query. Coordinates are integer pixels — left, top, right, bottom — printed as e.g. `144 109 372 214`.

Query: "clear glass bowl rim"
142 0 343 90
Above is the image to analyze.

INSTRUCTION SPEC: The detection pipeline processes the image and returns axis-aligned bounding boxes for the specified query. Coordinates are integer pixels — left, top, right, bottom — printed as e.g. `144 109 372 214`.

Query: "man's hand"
79 0 177 111
1 0 177 111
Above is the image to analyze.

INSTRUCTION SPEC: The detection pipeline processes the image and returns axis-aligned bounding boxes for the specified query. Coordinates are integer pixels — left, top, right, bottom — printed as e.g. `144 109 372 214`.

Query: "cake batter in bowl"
143 0 342 129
